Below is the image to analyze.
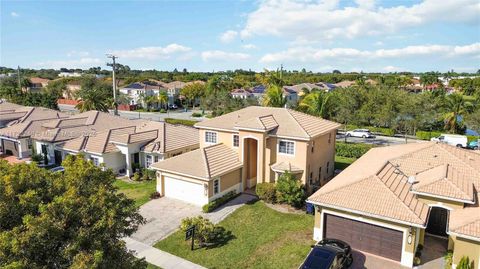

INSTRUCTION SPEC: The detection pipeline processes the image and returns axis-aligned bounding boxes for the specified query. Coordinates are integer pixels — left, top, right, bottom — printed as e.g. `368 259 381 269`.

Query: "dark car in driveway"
300 239 353 269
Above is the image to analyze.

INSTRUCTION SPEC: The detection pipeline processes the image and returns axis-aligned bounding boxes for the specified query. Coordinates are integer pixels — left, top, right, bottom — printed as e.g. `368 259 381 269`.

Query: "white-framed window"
90 156 100 166
213 179 220 195
146 155 158 167
278 140 295 155
233 134 239 147
205 131 217 144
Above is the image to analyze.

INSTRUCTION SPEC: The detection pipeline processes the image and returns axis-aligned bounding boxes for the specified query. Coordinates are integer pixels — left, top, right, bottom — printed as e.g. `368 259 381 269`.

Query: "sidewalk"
124 237 207 269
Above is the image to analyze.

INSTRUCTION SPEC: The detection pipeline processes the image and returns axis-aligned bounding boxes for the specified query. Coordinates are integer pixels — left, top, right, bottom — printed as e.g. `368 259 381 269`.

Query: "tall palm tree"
262 85 286 108
443 93 474 133
75 88 109 112
299 91 331 118
158 91 168 109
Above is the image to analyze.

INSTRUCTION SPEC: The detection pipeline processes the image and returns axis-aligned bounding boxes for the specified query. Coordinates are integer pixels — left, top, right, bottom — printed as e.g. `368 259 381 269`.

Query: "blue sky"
1 0 479 72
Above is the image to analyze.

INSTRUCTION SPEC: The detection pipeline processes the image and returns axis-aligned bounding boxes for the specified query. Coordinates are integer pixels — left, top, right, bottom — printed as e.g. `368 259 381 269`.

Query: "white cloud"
220 30 238 43
242 44 257 49
240 0 480 41
67 50 90 57
34 58 102 69
383 65 403 72
10 12 19 17
201 50 251 62
374 41 384 46
260 43 480 63
110 44 192 60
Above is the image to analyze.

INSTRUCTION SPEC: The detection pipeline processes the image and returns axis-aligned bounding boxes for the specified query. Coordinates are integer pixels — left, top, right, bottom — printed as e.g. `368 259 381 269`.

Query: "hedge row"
164 118 197 127
335 142 374 158
415 131 442 141
202 191 239 213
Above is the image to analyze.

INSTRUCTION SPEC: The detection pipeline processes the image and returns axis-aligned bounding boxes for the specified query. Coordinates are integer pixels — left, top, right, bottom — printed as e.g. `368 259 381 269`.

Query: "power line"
106 54 118 116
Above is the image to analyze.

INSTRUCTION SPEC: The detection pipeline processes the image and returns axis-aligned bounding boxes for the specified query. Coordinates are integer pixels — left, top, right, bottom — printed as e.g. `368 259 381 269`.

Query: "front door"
54 150 62 165
244 138 258 188
426 207 448 237
41 144 48 164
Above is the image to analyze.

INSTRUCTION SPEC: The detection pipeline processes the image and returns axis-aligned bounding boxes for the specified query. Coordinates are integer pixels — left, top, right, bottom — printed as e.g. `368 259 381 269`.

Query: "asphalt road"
336 133 424 146
58 104 205 122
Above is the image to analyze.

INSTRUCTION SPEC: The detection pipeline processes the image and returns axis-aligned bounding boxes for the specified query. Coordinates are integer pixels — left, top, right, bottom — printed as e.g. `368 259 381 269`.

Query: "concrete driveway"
130 197 202 246
350 250 408 269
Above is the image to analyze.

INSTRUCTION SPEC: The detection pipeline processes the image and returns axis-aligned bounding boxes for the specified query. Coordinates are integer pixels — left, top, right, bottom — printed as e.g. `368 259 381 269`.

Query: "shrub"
150 191 161 199
256 183 276 203
132 172 141 181
444 250 453 269
335 142 373 158
413 257 421 266
457 256 472 269
165 118 197 127
191 112 202 117
31 153 43 163
159 109 166 113
180 216 217 247
202 191 239 213
416 130 442 140
467 135 479 143
276 171 305 208
141 168 156 181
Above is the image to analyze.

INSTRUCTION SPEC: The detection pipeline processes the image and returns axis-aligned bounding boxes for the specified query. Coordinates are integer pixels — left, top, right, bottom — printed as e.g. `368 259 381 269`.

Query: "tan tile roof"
0 104 66 126
0 100 23 112
195 106 340 139
308 142 480 237
151 143 242 180
31 111 134 142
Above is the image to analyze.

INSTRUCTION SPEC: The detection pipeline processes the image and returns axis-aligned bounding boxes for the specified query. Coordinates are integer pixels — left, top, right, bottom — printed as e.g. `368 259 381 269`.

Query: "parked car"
345 129 374 138
431 134 468 148
50 166 65 173
168 103 178 109
467 139 479 150
299 239 353 269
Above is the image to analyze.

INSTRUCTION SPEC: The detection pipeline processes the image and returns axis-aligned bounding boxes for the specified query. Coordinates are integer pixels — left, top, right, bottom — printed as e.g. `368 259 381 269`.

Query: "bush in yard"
276 171 305 208
132 172 141 181
150 191 160 199
202 191 239 213
457 256 472 269
335 142 373 159
31 153 43 164
180 216 217 247
256 183 276 203
444 250 453 269
191 112 202 117
415 130 442 140
165 118 197 127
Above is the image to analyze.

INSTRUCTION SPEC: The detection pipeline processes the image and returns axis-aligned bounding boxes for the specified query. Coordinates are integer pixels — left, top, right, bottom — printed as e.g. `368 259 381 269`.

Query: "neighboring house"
314 82 337 92
251 85 266 100
283 87 298 105
231 88 253 99
334 80 356 88
24 77 50 92
57 121 199 176
29 111 134 165
287 82 336 96
308 142 480 268
119 82 167 107
0 101 25 127
0 106 67 158
58 72 82 78
64 81 82 99
152 106 341 206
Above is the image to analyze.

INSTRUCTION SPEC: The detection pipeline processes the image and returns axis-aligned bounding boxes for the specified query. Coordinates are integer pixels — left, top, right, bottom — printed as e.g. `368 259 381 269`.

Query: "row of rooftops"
120 80 206 92
0 100 199 154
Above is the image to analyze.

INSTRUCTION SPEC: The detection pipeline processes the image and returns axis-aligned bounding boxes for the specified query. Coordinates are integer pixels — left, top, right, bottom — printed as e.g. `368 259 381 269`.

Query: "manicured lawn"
146 263 162 269
155 201 314 269
334 155 356 170
114 179 156 207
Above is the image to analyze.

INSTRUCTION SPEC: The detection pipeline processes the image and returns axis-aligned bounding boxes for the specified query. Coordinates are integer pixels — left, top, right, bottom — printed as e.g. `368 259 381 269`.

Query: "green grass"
334 155 356 170
155 201 314 269
146 263 162 269
114 179 156 207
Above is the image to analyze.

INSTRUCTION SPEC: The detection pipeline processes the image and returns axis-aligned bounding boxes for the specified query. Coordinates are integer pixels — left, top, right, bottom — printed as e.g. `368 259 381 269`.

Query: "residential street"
336 132 424 146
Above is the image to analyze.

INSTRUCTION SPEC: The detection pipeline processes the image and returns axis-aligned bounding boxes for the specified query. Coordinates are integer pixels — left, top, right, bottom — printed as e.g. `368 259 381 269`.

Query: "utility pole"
17 66 21 92
106 54 118 116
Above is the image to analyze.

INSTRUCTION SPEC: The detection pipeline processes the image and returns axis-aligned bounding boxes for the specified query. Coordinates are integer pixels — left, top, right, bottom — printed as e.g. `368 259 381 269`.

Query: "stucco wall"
451 235 480 269
417 196 465 210
306 131 336 187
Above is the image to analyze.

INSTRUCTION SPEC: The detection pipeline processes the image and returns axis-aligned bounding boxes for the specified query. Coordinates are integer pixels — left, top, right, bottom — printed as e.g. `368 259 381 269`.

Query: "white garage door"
164 176 206 206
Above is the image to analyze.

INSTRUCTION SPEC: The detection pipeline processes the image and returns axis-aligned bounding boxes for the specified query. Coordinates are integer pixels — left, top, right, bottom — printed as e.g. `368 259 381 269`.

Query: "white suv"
345 129 375 138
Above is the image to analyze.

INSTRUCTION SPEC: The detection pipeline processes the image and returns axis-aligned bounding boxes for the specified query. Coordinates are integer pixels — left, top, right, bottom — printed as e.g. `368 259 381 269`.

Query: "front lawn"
334 155 356 170
114 179 156 207
155 201 314 269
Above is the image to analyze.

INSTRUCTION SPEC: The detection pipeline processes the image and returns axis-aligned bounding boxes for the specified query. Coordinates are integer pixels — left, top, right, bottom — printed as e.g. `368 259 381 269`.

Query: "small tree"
276 171 305 208
180 216 216 247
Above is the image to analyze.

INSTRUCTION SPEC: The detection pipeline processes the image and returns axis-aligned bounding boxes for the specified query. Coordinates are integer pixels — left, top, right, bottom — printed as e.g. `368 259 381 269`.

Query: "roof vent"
407 176 417 184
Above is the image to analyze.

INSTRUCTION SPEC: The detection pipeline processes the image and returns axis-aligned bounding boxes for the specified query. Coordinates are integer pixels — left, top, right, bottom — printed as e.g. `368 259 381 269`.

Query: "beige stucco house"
57 120 198 176
308 142 480 268
151 106 341 206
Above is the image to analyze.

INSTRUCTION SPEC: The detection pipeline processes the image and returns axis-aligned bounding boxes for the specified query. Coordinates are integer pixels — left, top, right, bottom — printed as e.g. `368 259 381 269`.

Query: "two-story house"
151 106 341 206
308 142 480 268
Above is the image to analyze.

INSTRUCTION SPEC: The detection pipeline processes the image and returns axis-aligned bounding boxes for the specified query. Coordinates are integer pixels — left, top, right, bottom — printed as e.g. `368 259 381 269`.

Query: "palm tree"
158 91 168 109
75 88 109 112
299 91 331 118
262 85 286 107
443 93 474 133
